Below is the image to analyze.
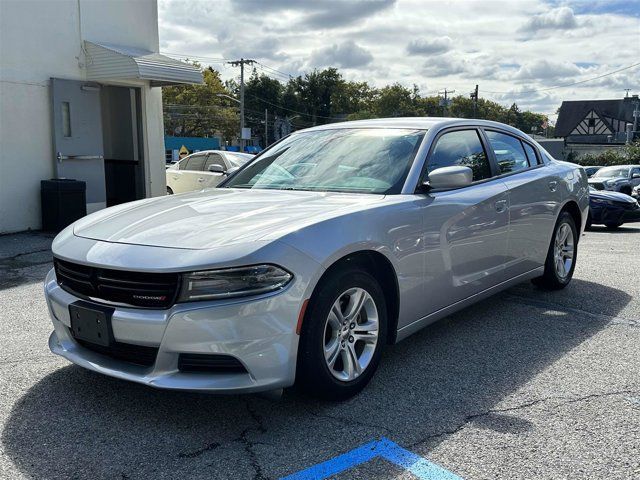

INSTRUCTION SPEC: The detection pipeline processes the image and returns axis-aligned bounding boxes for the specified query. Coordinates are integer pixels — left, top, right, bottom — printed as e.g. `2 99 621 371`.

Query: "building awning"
84 41 203 86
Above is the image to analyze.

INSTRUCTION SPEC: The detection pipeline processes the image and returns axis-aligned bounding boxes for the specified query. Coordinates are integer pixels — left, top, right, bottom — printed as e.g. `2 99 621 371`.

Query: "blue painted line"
281 437 462 480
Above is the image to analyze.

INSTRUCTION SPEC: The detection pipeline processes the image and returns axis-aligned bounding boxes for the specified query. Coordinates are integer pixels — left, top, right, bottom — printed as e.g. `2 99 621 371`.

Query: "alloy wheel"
323 287 379 382
554 222 574 279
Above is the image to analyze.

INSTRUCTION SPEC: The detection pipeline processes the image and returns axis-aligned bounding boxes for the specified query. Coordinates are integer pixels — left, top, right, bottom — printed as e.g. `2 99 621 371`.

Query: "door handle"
494 199 508 213
548 181 558 192
57 152 104 162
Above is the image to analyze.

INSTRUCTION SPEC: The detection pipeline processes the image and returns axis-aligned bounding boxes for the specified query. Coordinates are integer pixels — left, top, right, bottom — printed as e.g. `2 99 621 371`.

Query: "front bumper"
45 268 304 393
590 202 640 225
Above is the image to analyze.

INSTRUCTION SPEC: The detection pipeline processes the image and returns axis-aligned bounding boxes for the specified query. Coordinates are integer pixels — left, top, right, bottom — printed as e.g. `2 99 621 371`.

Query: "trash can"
41 179 87 232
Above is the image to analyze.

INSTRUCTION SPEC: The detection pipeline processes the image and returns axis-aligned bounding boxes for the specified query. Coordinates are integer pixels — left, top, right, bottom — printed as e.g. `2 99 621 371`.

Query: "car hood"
589 189 636 203
73 188 385 250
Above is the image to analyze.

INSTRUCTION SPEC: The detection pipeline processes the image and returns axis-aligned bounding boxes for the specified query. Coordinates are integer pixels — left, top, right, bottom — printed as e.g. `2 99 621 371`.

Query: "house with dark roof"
555 96 639 145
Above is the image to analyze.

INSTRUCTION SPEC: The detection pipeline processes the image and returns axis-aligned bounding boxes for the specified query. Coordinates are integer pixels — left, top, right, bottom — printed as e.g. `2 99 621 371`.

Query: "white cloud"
519 6 579 33
512 60 583 81
157 0 640 118
309 40 374 69
406 37 452 56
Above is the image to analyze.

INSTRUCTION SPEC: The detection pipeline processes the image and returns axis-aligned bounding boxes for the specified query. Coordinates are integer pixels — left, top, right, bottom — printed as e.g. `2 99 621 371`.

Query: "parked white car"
166 150 253 194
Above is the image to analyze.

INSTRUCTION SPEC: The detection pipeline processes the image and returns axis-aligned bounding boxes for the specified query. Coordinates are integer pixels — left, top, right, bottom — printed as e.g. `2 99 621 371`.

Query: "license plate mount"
69 301 114 347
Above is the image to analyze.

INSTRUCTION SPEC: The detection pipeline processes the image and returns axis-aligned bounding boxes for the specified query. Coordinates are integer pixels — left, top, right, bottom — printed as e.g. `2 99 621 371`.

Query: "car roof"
295 117 530 138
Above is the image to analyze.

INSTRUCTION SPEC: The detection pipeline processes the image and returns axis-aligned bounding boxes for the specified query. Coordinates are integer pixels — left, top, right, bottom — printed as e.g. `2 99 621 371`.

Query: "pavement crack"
234 399 268 480
0 248 51 262
177 442 221 459
412 389 638 447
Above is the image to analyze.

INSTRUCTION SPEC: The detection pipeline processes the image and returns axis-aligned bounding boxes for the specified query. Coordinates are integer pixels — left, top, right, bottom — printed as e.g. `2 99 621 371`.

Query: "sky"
158 0 640 122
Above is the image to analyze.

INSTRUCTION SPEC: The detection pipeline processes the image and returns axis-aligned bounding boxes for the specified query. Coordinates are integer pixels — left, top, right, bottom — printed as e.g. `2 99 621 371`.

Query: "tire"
532 211 578 290
296 266 387 400
605 222 623 230
620 187 632 196
166 187 174 195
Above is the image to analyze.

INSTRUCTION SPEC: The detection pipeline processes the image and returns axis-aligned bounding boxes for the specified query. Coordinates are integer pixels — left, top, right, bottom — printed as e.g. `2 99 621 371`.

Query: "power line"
482 62 640 95
161 51 228 63
246 93 347 121
254 61 295 79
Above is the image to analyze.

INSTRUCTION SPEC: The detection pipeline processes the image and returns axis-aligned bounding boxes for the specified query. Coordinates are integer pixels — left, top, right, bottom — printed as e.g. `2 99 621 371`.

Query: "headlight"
178 264 292 302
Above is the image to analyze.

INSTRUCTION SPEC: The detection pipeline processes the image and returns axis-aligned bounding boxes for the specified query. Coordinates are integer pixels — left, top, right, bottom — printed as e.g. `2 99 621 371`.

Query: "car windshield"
223 128 425 194
593 166 629 178
226 153 253 167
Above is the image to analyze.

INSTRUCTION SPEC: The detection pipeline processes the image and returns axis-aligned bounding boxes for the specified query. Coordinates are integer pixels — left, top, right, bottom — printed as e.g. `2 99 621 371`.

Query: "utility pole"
438 88 455 116
227 58 255 150
264 108 268 147
470 84 479 118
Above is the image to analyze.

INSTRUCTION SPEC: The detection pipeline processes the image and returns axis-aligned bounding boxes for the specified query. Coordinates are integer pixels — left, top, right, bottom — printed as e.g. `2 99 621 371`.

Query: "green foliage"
163 63 551 143
162 65 238 139
574 141 640 166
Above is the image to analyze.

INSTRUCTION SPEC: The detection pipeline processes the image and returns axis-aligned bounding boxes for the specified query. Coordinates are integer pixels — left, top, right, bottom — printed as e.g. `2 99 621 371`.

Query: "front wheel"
296 267 387 400
532 211 577 290
605 222 623 230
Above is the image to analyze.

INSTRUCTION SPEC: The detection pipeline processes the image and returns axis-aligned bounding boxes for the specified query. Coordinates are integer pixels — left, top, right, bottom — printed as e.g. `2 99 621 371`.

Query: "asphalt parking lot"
0 227 638 479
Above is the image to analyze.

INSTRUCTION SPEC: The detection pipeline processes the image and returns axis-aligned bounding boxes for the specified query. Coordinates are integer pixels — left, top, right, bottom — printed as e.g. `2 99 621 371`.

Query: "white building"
0 0 201 233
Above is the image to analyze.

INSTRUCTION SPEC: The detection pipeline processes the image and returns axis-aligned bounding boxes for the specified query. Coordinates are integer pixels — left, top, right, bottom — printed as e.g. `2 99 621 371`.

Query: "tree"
372 83 417 117
163 65 238 140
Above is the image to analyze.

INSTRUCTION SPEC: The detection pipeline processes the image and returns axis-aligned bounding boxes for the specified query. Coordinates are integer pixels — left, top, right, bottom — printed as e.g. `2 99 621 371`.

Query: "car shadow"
586 225 640 234
1 279 632 479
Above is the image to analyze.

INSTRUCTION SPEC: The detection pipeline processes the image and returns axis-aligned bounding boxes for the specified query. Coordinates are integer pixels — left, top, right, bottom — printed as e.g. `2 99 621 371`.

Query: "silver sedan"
45 118 589 399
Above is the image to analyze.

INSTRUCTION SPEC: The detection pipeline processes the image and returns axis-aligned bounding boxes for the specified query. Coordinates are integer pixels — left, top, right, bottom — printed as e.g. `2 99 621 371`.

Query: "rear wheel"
166 186 174 195
296 267 387 400
620 186 632 196
532 211 577 290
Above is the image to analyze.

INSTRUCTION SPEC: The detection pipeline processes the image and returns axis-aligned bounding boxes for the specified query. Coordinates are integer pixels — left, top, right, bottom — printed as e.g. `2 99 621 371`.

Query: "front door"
419 128 510 314
51 78 106 213
202 153 228 188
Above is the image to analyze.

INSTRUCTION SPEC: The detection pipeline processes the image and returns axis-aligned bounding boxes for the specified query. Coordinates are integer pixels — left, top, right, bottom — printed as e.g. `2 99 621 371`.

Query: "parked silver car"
588 165 640 195
45 118 588 399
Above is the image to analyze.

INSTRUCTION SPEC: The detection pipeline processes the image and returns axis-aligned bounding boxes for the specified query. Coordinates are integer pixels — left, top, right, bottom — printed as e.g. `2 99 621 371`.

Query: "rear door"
418 128 511 313
483 129 559 276
202 153 228 188
51 78 106 213
172 153 206 192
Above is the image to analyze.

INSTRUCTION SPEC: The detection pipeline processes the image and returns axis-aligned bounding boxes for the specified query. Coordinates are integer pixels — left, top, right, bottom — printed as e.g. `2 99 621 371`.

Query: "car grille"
54 259 180 308
590 182 605 190
75 338 159 367
178 353 247 374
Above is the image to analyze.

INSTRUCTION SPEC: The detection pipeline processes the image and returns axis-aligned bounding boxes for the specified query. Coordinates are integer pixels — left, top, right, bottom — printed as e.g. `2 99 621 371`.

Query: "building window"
588 118 595 128
61 102 71 137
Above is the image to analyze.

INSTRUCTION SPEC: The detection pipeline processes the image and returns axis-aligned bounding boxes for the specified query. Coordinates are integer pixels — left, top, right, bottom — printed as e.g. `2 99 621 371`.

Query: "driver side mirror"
423 166 473 190
208 164 226 175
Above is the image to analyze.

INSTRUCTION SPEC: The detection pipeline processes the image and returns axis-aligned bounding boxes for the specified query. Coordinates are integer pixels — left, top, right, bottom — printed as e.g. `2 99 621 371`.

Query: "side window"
204 154 226 171
178 156 189 170
522 142 540 165
427 129 492 182
184 154 206 171
485 131 530 174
